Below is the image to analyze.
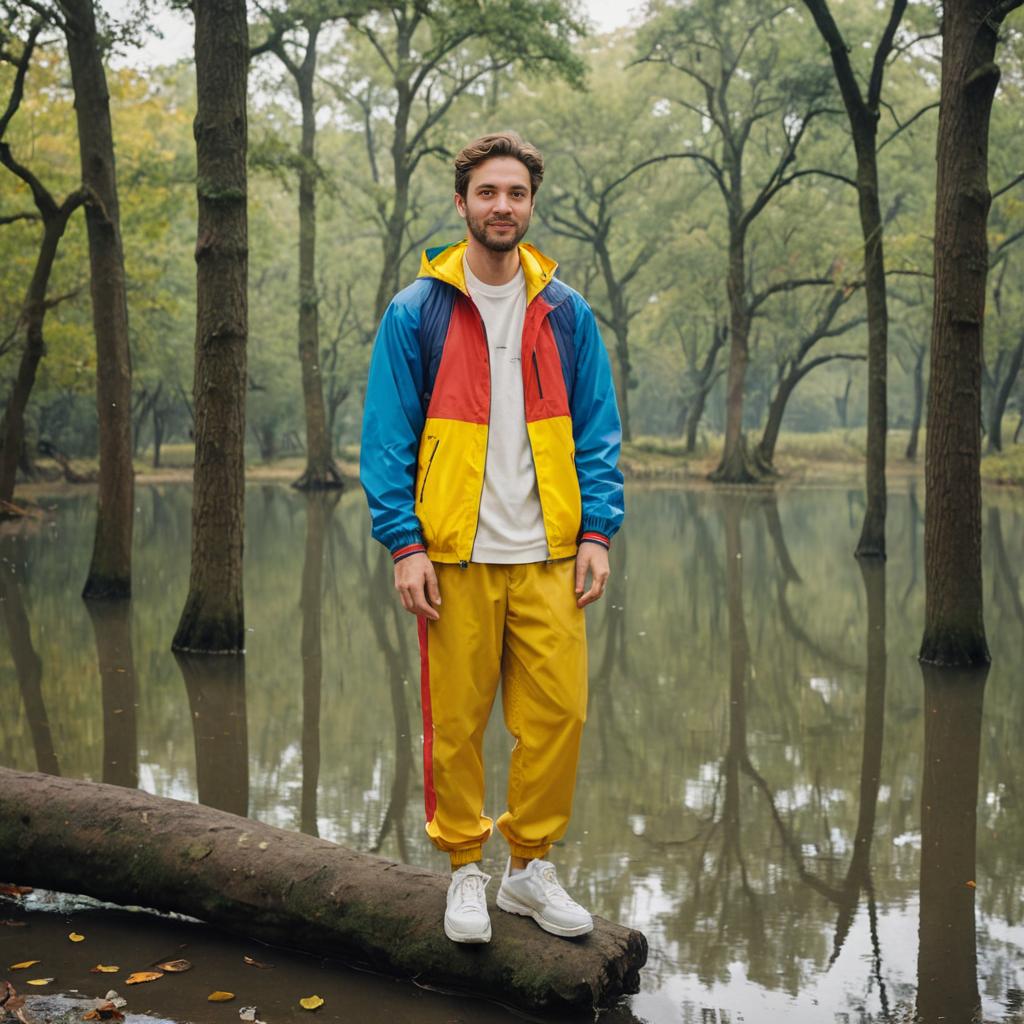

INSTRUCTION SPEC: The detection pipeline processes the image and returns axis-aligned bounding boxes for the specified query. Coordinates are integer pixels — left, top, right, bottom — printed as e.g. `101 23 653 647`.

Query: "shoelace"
453 872 487 911
537 866 581 910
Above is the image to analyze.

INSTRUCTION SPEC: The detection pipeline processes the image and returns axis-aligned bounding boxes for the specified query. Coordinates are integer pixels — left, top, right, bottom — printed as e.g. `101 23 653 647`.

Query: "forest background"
1 0 1023 489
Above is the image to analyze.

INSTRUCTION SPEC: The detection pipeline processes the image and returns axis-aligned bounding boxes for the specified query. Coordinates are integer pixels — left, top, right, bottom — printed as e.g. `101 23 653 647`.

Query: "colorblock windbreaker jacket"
360 239 624 565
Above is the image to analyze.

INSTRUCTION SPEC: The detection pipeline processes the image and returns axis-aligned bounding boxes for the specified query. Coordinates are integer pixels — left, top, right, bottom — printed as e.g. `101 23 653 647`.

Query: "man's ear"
454 192 467 219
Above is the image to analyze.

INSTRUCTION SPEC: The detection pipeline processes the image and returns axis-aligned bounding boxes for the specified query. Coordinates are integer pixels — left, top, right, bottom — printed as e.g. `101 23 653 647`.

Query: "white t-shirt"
464 255 549 564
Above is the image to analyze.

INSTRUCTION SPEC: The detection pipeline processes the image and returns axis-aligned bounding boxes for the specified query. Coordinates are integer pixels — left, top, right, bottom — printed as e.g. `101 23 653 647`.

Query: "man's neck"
464 239 521 286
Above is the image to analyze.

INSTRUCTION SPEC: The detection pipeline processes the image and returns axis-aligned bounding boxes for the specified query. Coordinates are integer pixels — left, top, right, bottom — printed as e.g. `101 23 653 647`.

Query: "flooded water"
2 483 1023 1023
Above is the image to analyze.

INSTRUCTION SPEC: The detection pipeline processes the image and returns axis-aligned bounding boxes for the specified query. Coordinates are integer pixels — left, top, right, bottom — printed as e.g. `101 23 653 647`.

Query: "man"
360 132 623 944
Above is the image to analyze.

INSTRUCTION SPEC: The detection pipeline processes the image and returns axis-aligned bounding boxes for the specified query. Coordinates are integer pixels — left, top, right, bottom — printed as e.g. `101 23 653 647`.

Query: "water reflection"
175 652 249 816
0 539 59 776
88 600 138 788
1 485 1022 1022
916 665 988 1024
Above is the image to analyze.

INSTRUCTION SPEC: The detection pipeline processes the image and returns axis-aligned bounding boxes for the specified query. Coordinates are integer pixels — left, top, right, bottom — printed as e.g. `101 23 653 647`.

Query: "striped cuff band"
392 543 427 563
579 532 610 550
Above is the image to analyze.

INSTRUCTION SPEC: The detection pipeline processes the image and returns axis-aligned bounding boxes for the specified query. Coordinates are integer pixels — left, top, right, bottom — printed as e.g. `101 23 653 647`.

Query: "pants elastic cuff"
508 842 551 861
449 847 483 868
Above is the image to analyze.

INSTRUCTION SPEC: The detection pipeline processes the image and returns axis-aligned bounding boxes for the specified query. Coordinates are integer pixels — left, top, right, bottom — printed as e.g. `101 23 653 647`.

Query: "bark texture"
919 0 1014 665
173 0 249 653
0 769 647 1013
61 0 135 599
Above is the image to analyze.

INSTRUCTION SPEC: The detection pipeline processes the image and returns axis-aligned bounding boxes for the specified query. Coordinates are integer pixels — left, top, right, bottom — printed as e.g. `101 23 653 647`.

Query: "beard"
466 210 531 252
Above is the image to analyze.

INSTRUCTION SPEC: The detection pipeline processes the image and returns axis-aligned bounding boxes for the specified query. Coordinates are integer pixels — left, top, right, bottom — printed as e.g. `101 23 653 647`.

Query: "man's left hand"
575 543 610 608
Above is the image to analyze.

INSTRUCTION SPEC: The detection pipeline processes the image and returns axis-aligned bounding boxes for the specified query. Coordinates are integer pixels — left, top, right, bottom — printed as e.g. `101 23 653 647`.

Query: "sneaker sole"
496 891 594 938
444 917 492 944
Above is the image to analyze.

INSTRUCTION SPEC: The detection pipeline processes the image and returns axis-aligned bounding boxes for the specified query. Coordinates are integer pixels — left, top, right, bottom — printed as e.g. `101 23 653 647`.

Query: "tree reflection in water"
88 599 138 789
916 665 987 1024
176 651 249 816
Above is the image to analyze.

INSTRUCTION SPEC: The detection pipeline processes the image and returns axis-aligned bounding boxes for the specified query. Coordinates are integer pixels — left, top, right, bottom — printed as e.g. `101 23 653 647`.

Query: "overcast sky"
104 0 641 69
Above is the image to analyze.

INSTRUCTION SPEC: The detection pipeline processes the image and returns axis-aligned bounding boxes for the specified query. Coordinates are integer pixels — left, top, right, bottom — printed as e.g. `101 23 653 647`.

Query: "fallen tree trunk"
0 769 646 1012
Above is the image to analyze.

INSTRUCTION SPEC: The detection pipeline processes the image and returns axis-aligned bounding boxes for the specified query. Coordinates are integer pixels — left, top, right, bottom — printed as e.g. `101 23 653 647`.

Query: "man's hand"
394 552 441 620
575 543 610 608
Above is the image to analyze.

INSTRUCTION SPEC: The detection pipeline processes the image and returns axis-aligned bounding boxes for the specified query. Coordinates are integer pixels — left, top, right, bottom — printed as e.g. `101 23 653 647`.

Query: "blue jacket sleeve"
359 293 426 555
570 295 624 541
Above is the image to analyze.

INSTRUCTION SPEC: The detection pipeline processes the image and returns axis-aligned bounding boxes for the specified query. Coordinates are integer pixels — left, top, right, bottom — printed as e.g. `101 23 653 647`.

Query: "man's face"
455 156 535 253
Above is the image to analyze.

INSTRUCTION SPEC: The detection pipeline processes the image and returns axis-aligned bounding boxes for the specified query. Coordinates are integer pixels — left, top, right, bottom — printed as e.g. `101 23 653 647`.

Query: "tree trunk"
172 0 249 654
905 343 925 460
711 231 760 482
62 0 135 600
854 142 888 559
0 769 647 1013
0 200 83 508
915 665 987 1024
920 0 1010 666
291 35 343 491
985 334 1024 452
835 373 852 428
87 600 138 789
756 373 796 469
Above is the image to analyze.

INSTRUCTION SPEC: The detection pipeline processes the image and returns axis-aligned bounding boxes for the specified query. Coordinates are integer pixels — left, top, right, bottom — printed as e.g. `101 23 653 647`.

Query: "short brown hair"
454 132 544 198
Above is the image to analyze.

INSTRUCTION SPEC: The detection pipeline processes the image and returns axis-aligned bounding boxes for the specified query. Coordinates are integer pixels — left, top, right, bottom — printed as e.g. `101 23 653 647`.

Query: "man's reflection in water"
916 665 988 1024
176 652 249 816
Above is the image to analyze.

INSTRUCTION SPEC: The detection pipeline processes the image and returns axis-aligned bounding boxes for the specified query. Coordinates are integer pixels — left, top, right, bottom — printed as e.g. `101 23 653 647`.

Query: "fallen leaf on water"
966 880 977 888
68 932 86 942
0 885 33 897
242 955 274 969
26 978 53 986
156 959 192 973
83 1001 125 1021
125 971 163 985
208 991 235 1002
1 920 27 927
299 995 324 1011
9 961 39 970
90 965 120 974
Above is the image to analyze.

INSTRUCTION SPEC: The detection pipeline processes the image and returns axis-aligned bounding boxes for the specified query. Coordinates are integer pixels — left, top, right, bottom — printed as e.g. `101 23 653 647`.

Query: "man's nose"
493 192 513 213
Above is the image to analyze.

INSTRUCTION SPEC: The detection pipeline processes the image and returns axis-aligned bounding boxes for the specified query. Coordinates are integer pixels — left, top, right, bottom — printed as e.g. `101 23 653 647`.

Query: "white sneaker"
444 863 492 943
496 858 594 938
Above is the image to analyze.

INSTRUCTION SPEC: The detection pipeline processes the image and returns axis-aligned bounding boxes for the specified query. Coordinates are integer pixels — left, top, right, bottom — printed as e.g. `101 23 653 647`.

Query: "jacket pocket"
418 437 440 503
532 351 545 399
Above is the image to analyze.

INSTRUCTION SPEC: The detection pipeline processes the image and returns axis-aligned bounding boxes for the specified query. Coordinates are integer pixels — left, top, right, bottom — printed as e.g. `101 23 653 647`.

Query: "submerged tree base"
291 459 345 491
709 435 767 484
0 769 647 1013
81 573 131 601
919 628 991 669
172 601 245 654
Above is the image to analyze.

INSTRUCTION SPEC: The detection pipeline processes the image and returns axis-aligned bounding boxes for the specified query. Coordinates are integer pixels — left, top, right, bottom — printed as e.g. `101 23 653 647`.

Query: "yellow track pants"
416 559 588 867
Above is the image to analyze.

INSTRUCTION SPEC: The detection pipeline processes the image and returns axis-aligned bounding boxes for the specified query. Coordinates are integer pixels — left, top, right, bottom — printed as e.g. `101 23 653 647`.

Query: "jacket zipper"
463 302 490 567
532 350 544 399
418 438 440 503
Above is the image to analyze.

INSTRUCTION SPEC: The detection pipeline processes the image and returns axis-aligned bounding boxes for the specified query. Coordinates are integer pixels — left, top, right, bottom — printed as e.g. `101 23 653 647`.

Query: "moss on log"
0 769 646 1012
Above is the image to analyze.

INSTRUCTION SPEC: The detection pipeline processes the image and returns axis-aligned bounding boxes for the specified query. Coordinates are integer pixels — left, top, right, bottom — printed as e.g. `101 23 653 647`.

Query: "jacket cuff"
580 515 619 543
578 531 610 550
385 531 427 562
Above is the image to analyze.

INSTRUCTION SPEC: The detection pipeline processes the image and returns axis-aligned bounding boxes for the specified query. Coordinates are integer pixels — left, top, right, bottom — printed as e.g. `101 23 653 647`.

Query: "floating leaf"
156 959 192 973
208 991 235 1002
26 979 53 986
299 995 324 1011
0 885 33 897
125 971 163 985
1 920 27 927
90 965 120 974
68 932 86 943
83 1002 125 1021
966 879 977 888
9 961 39 970
242 955 274 969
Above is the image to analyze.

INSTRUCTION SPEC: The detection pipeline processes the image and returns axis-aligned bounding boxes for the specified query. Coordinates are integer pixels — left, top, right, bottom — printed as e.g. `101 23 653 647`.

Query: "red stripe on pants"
417 616 437 823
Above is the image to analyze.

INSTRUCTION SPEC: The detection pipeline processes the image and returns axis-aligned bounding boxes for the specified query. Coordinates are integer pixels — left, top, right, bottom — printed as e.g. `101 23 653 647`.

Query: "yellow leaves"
125 971 164 985
26 979 53 986
242 955 274 969
156 959 192 972
299 995 325 1011
90 965 120 974
8 961 39 970
207 991 235 1002
68 932 86 942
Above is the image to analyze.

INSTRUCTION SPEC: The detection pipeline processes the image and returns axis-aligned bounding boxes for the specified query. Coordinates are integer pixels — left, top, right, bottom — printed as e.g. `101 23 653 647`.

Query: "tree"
329 0 585 323
251 1 345 490
919 0 1023 667
172 0 250 654
0 15 88 512
639 0 842 482
54 0 136 598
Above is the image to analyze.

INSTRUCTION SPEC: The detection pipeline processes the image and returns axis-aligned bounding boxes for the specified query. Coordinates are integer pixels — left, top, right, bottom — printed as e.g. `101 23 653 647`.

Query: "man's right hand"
394 552 441 620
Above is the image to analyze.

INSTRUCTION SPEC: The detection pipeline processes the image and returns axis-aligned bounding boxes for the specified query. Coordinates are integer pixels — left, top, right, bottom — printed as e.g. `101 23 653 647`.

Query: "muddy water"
1 484 1023 1023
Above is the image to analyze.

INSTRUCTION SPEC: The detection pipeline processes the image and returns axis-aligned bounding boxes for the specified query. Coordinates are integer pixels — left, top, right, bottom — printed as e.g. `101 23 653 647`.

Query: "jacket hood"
418 239 559 306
